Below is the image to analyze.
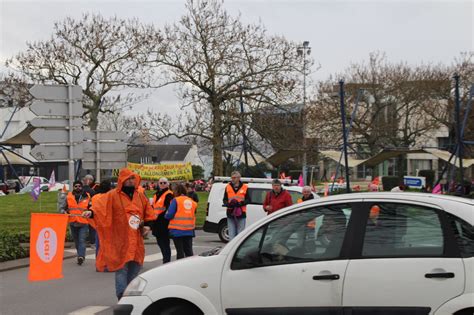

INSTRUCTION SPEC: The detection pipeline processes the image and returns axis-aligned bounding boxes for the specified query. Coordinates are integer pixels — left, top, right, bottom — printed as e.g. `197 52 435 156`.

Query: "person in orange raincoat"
83 168 155 300
87 179 112 271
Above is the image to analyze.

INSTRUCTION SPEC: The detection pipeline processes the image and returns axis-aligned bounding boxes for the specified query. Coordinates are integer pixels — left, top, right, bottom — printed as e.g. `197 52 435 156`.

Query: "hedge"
0 230 29 262
418 170 435 188
382 176 401 191
0 229 74 262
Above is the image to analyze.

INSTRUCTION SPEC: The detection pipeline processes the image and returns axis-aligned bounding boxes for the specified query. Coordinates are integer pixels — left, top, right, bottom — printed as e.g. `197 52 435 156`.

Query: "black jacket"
152 188 174 238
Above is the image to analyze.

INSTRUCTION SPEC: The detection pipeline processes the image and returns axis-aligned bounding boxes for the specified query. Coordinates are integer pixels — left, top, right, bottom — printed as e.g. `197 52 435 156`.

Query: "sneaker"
77 256 84 265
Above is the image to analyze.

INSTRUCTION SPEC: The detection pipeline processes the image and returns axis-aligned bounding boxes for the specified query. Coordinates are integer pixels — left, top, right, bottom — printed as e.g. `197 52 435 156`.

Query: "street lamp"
297 41 311 185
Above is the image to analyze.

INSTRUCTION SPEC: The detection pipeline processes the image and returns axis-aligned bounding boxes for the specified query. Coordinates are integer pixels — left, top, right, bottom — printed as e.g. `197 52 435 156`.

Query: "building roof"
128 144 192 163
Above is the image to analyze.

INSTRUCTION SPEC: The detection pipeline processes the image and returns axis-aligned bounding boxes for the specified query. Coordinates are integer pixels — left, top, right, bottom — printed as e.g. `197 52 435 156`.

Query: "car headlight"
123 276 147 296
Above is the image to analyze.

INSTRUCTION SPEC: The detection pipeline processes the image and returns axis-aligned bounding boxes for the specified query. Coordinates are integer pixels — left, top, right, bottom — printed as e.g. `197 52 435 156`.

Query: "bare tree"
0 74 32 108
142 0 305 175
6 13 158 129
308 52 450 158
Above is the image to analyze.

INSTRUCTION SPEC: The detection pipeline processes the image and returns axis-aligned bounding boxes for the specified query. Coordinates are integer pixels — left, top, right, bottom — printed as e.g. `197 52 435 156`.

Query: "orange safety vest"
152 190 174 216
297 198 303 203
226 183 248 213
66 192 90 224
168 196 197 231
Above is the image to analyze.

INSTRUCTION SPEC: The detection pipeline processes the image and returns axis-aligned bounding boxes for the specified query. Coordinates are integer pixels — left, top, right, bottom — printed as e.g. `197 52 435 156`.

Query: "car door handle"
313 274 340 280
425 272 455 279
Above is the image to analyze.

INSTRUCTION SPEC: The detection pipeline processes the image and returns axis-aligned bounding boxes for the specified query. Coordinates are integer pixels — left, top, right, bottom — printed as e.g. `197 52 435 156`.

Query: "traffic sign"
82 161 127 170
30 129 83 144
31 144 84 161
83 131 127 141
29 85 82 100
30 100 84 117
83 152 127 162
83 141 127 152
30 117 83 128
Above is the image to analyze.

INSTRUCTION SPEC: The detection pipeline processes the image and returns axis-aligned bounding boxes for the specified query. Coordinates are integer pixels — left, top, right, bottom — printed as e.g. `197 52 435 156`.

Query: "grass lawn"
0 191 209 233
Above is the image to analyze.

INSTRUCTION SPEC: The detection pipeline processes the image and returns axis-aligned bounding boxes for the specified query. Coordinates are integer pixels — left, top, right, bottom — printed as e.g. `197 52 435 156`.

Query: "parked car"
19 183 49 194
0 182 9 195
203 177 319 242
6 179 20 190
116 192 474 315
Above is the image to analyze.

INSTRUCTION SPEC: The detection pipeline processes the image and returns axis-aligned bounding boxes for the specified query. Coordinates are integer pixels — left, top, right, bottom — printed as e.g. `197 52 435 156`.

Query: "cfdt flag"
29 213 68 281
30 177 41 201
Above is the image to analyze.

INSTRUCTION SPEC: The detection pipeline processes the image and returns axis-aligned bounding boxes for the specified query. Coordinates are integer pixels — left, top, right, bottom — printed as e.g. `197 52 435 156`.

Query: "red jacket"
263 189 293 215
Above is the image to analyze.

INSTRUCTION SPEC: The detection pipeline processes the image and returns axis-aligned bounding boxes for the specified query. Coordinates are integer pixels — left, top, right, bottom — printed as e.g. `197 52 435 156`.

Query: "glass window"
446 213 474 258
247 188 270 205
362 203 444 257
231 204 353 269
288 190 303 204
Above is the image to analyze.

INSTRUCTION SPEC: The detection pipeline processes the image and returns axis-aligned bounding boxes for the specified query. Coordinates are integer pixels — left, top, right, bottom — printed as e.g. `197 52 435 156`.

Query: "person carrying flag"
83 168 155 300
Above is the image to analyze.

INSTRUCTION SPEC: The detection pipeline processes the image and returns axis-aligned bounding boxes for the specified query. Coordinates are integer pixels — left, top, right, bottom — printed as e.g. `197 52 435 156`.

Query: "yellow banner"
114 162 193 181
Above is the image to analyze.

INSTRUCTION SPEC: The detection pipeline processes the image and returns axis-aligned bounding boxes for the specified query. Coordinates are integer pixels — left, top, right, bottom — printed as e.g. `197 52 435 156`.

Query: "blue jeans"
115 261 141 300
227 217 246 240
70 224 88 258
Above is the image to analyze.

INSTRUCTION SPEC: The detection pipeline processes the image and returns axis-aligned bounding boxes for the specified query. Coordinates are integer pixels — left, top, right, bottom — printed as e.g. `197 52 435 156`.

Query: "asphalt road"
0 230 223 315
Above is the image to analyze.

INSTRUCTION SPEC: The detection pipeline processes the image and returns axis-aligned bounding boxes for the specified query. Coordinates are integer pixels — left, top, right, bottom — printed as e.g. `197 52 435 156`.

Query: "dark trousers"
172 237 193 259
88 225 96 244
156 236 171 264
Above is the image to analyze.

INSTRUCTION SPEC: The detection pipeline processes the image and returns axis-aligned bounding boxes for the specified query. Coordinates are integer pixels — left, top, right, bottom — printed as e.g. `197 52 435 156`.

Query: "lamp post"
297 41 311 185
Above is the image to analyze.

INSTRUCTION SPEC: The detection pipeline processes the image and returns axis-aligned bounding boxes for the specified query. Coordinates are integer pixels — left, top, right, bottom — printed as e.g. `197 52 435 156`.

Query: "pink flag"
48 170 56 189
432 183 442 194
30 177 41 201
298 174 304 187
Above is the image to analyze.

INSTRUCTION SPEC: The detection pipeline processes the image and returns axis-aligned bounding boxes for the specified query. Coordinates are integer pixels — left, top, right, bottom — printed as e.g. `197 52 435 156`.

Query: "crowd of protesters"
57 170 201 299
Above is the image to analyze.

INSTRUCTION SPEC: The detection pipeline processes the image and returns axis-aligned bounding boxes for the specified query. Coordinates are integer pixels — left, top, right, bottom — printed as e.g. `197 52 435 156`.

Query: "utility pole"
453 74 463 182
339 80 351 193
240 86 249 176
297 41 311 185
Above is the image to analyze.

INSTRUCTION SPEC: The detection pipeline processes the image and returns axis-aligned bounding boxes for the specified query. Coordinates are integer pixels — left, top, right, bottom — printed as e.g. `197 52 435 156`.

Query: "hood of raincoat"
117 168 141 191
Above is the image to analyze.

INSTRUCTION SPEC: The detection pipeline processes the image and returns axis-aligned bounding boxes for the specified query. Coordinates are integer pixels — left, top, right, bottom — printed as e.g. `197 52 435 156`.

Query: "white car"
116 192 474 315
203 177 319 242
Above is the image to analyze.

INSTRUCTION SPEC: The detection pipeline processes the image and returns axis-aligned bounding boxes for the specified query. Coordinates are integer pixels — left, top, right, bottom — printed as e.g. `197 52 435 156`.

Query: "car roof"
212 182 302 190
280 192 474 224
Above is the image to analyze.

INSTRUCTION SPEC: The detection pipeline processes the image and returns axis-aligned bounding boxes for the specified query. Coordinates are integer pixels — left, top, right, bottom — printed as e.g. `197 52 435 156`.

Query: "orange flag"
29 213 68 282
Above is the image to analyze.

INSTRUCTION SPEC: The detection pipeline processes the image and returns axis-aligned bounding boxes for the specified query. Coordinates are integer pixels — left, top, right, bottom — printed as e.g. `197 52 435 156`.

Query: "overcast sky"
0 0 472 115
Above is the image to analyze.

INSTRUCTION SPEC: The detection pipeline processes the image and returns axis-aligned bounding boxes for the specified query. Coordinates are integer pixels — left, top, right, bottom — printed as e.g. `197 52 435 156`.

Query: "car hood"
139 254 227 296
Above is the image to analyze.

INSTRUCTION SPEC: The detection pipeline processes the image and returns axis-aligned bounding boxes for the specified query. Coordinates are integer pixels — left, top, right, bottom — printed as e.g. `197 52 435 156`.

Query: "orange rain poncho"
90 168 155 272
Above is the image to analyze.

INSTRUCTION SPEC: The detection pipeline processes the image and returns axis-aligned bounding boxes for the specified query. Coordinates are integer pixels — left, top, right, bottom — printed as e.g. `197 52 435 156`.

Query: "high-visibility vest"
226 183 248 213
168 196 197 231
153 190 174 216
297 198 303 203
66 192 90 224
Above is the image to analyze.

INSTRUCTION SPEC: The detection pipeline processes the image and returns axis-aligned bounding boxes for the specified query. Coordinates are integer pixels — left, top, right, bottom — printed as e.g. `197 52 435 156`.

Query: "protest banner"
113 162 193 181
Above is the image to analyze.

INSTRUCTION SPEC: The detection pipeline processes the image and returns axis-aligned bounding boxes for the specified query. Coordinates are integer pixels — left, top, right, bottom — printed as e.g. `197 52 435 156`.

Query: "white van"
203 177 318 242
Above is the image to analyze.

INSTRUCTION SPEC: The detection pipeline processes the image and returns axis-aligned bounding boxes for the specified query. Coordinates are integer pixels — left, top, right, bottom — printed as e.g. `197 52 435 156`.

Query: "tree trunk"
211 101 223 176
87 100 101 130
